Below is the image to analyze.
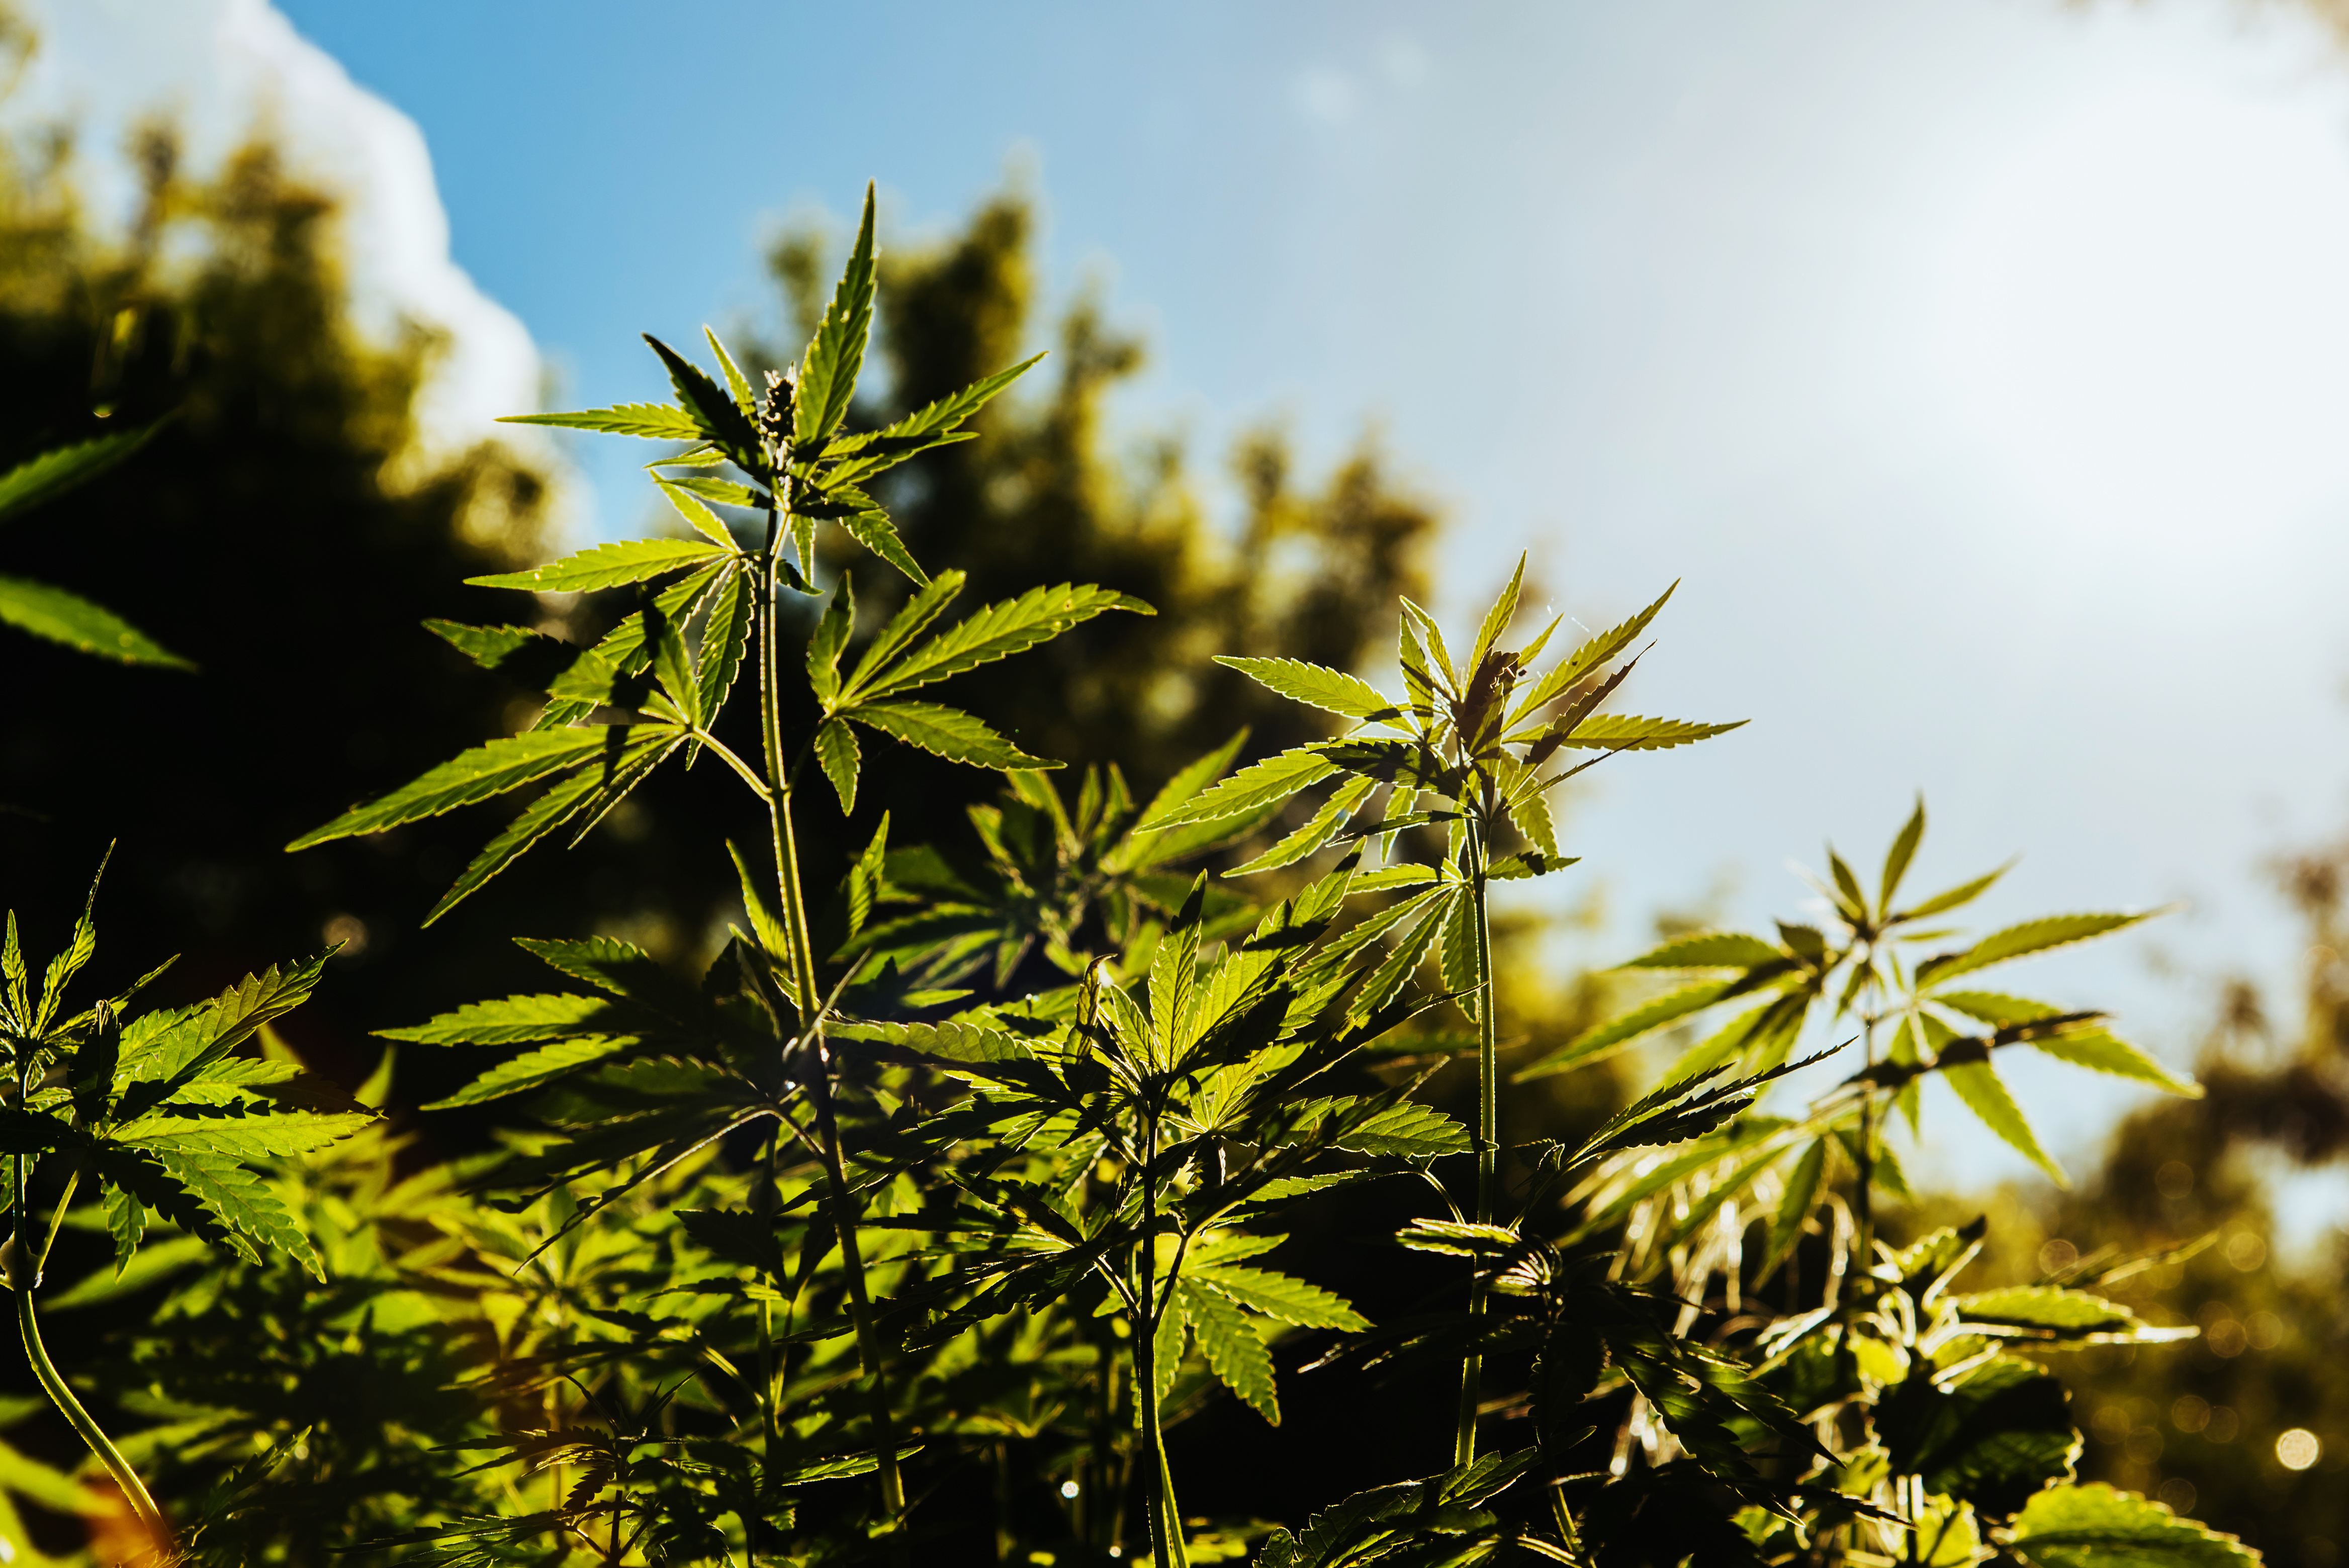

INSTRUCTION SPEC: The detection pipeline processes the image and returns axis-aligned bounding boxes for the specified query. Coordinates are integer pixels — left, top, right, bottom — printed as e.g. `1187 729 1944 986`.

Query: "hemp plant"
290 186 1150 1557
0 861 368 1554
1141 558 1742 1465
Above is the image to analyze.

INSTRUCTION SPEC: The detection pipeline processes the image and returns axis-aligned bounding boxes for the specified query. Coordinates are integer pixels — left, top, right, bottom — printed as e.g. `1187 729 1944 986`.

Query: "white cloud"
1 0 562 495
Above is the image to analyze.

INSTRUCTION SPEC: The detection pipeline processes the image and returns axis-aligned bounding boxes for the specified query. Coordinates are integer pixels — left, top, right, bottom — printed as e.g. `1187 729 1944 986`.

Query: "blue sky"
38 0 2349 1204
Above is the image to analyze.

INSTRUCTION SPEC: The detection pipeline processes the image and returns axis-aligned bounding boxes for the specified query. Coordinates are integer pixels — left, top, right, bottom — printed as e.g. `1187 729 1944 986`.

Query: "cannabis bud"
760 368 796 450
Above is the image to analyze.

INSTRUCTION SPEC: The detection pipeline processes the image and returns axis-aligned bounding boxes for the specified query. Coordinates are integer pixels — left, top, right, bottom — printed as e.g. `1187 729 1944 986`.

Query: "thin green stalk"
1854 1004 1876 1287
1133 1093 1189 1568
754 1128 780 1568
13 1156 165 1546
755 519 905 1527
1454 821 1498 1467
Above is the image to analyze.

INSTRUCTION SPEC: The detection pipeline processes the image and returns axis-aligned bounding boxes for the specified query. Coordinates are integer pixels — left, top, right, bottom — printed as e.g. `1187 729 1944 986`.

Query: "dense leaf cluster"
0 156 2277 1568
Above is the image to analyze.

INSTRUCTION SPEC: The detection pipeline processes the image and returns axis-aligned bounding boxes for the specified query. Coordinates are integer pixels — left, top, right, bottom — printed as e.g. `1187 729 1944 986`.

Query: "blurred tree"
0 114 621 1075
2024 848 2349 1568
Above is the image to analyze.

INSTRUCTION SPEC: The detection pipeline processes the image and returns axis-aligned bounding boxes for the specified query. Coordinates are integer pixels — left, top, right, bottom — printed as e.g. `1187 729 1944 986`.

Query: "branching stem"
756 511 906 1530
1454 817 1497 1467
13 1154 166 1548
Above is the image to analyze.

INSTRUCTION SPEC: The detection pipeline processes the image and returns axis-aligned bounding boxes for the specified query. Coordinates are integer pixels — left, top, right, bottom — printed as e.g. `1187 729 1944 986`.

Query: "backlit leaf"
0 423 163 522
421 1036 632 1110
796 184 877 444
1559 713 1746 751
1138 745 1337 831
287 726 654 849
1918 911 2159 988
1942 1060 2066 1186
851 700 1057 771
0 575 190 668
500 403 702 440
1215 657 1403 723
814 717 861 814
2007 1484 2257 1568
466 537 727 594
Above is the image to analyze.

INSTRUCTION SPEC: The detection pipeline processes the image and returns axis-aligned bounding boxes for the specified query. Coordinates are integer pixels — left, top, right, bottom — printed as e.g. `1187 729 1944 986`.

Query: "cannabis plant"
255 176 2274 1568
0 861 367 1555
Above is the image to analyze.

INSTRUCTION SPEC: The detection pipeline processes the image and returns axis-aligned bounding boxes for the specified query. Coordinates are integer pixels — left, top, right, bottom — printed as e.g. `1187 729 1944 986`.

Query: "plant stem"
1454 823 1497 1468
13 1155 166 1547
1133 1092 1188 1568
1854 1006 1876 1285
756 521 906 1528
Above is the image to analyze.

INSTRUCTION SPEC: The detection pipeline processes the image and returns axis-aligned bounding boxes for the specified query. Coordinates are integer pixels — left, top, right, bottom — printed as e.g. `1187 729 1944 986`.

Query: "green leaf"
729 842 794 975
499 403 703 440
422 729 684 924
846 814 888 944
648 605 701 729
849 700 1057 771
1466 554 1526 678
1928 991 2066 1027
1223 774 1376 877
147 1149 323 1277
1138 745 1337 831
848 584 968 710
1942 1060 2066 1185
1438 887 1481 1021
2007 1484 2258 1568
118 1108 376 1159
2027 1028 2199 1097
694 568 752 722
466 537 728 594
664 474 770 510
514 936 698 1017
1954 1287 2190 1344
0 575 191 668
1508 785 1561 862
1181 1281 1281 1424
1507 580 1679 726
833 490 928 586
1192 1265 1368 1331
0 423 163 523
645 334 762 460
814 717 861 814
425 619 543 670
1344 893 1452 1024
1150 1282 1187 1412
1399 598 1459 689
1558 713 1747 751
1618 932 1785 970
561 560 731 684
379 992 624 1047
1896 862 2011 922
1295 1097 1473 1159
841 352 1043 462
1513 979 1740 1082
1877 1355 2076 1515
1214 657 1402 722
1764 1137 1828 1273
851 581 1153 702
703 325 755 417
796 184 878 444
656 477 738 547
120 953 329 1086
1881 795 1926 916
420 1036 631 1110
288 725 661 849
1919 911 2159 988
